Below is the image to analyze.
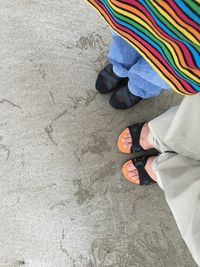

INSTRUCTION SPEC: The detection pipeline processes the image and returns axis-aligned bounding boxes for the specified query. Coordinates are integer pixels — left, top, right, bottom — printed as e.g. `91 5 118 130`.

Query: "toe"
127 162 136 171
122 137 132 143
124 143 132 151
124 130 131 138
128 171 140 184
118 128 133 153
122 161 140 185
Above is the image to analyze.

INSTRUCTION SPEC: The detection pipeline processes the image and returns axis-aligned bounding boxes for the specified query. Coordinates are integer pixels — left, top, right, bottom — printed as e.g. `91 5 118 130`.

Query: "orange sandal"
118 122 158 154
122 156 156 186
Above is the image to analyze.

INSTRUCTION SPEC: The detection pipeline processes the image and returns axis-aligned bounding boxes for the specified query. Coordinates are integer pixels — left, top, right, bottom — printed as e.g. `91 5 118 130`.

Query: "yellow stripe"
118 34 187 95
108 0 199 83
86 0 190 95
150 0 200 46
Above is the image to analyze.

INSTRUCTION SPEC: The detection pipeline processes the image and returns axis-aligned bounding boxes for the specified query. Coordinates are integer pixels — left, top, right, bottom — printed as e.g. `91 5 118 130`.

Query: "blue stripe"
175 0 200 23
101 0 199 90
140 0 200 67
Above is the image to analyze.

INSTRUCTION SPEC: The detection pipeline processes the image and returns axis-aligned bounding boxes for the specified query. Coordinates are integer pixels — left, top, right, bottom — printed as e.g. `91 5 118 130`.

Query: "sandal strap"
128 123 145 153
132 157 156 185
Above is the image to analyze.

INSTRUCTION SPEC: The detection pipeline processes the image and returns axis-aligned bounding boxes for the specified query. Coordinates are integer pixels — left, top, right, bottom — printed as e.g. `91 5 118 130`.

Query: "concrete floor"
0 1 197 267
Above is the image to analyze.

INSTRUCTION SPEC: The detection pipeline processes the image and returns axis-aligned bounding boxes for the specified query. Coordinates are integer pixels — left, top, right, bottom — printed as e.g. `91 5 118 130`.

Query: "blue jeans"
109 32 169 98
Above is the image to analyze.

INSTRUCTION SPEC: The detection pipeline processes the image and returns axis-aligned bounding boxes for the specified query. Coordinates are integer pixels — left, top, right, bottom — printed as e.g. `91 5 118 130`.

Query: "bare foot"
121 123 153 152
126 156 157 184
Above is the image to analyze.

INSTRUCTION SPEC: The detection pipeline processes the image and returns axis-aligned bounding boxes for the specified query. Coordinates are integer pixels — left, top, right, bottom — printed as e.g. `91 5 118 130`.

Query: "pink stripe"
97 0 196 93
167 0 200 32
128 0 197 69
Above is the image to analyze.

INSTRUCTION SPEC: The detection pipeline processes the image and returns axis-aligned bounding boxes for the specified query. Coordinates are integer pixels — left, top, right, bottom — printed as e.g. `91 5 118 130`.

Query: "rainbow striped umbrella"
87 0 200 95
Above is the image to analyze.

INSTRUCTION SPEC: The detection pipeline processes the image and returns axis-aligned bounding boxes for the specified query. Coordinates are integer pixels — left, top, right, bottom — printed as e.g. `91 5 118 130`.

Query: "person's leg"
149 93 200 160
109 32 170 104
121 95 200 264
147 93 200 265
152 153 200 266
100 31 170 107
96 31 140 95
108 31 141 78
127 57 170 98
121 93 200 177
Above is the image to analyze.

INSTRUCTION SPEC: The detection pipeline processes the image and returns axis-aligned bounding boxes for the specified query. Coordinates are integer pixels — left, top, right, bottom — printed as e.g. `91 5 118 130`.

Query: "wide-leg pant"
109 32 170 98
148 93 200 265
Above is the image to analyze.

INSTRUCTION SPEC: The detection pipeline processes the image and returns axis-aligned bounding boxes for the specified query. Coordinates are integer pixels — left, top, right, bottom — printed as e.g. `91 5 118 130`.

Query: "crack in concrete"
67 94 84 109
50 200 69 210
1 259 26 267
0 144 10 160
49 89 56 105
60 229 76 266
59 42 74 50
45 89 97 146
67 90 97 109
84 90 98 107
39 64 47 80
45 108 68 146
0 98 22 111
21 151 25 168
45 125 58 146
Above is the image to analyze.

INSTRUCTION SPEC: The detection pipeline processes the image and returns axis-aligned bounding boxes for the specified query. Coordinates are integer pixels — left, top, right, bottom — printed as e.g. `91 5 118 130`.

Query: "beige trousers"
148 93 200 266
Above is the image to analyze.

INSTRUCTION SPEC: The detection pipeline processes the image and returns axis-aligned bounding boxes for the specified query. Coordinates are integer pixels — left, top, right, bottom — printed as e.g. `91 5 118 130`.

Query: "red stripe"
124 0 197 69
167 0 200 32
97 1 196 93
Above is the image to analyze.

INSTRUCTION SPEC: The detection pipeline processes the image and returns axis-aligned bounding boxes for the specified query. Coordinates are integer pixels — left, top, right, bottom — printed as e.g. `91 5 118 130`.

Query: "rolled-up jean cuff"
112 64 128 78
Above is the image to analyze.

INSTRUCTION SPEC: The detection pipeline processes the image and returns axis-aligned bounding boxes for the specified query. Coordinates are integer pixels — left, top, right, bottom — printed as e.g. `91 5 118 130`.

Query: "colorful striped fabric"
87 0 200 95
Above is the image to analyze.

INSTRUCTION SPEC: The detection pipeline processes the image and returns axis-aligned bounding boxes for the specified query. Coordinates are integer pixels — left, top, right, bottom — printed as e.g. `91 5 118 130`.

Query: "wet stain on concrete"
76 32 109 71
81 132 111 157
74 178 95 205
90 220 190 267
92 238 122 266
67 90 98 109
76 33 107 51
74 160 117 205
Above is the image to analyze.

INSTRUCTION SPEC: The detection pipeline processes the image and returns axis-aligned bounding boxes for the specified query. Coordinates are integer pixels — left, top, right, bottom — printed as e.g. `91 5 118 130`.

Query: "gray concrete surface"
0 1 197 267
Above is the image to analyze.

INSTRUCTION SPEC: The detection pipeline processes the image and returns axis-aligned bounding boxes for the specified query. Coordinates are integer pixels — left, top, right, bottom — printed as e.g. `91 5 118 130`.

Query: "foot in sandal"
118 122 158 154
122 156 157 185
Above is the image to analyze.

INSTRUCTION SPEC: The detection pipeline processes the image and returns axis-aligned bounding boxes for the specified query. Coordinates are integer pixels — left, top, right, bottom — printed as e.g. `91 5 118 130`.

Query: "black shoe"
109 84 142 109
96 64 128 94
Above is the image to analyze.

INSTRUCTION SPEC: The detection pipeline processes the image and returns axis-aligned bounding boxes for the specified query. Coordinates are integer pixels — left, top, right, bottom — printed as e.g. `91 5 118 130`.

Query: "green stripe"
145 0 200 53
105 0 196 82
183 0 200 16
